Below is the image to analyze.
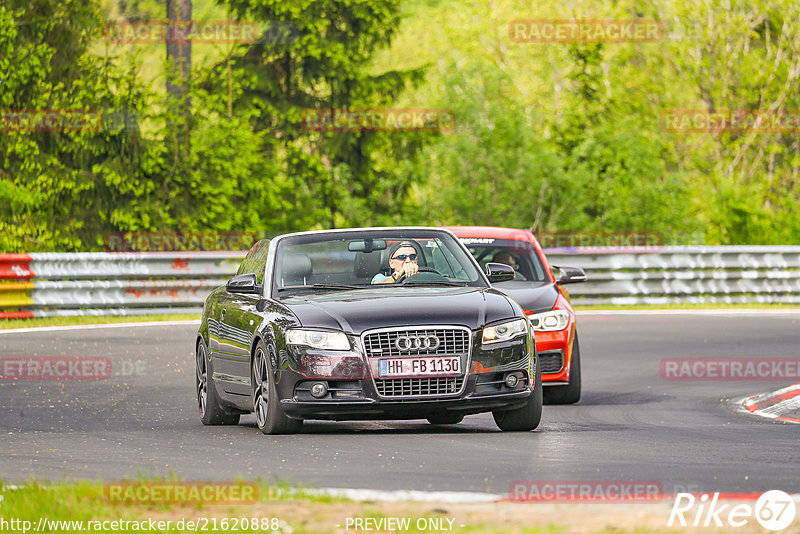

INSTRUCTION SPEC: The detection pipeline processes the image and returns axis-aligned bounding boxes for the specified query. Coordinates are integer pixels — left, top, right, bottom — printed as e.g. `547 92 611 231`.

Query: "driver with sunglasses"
371 241 420 284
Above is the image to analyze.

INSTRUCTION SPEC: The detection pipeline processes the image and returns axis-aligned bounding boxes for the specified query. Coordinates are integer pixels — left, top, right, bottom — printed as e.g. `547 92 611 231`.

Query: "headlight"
286 329 350 351
527 310 570 332
482 318 528 344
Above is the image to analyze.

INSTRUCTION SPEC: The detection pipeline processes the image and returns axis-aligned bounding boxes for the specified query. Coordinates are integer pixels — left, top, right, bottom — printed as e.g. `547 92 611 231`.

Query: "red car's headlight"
525 309 570 332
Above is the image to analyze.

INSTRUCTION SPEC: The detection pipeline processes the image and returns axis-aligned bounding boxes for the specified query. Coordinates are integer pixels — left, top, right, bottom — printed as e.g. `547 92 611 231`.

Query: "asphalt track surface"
1 312 799 496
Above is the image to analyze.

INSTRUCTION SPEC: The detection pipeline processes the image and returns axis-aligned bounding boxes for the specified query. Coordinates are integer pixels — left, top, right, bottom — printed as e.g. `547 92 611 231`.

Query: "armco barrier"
0 252 245 319
0 247 798 318
546 245 800 305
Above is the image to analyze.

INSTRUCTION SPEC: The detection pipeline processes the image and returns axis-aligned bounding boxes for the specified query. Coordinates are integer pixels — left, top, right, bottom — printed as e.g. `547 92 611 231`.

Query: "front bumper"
535 327 574 384
278 327 536 421
281 372 533 420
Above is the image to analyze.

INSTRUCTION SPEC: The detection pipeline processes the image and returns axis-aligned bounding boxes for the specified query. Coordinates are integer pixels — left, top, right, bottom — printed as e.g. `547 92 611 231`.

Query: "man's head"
492 251 517 269
389 241 419 272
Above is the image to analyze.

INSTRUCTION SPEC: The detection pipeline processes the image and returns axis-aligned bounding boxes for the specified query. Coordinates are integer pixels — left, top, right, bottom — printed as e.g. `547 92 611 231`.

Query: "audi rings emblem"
395 335 440 351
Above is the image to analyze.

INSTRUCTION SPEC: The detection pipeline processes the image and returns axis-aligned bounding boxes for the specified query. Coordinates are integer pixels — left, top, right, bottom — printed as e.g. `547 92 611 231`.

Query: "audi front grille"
375 377 465 397
362 327 470 358
361 325 471 398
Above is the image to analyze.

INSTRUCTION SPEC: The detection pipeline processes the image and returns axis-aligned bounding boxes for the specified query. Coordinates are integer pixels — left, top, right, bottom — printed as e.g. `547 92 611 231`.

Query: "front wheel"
493 356 543 431
252 340 302 435
544 333 581 405
196 341 240 425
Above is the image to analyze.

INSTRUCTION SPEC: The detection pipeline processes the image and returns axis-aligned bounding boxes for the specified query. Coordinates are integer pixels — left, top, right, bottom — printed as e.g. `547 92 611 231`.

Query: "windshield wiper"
399 280 468 286
312 283 364 290
277 283 365 292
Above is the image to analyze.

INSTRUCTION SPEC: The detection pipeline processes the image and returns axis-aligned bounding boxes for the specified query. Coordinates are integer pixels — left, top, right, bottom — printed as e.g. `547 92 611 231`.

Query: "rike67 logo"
669 490 796 531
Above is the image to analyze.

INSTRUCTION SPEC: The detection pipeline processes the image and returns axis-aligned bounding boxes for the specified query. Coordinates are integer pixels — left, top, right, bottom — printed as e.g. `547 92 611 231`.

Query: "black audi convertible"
195 227 542 434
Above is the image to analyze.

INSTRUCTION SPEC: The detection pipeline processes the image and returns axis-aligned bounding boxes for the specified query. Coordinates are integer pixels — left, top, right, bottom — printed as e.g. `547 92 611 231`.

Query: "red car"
444 226 586 404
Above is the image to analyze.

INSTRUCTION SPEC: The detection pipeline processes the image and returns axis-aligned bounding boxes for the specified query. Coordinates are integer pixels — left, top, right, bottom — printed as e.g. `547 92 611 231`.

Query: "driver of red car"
372 241 420 284
492 251 527 281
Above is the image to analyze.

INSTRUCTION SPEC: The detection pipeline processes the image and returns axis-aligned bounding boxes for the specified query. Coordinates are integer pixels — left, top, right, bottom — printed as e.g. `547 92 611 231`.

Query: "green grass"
0 478 703 533
0 479 347 534
0 313 199 330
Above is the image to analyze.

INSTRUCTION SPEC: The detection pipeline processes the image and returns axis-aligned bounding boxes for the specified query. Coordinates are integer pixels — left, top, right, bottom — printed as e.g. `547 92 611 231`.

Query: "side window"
252 240 270 284
236 239 270 284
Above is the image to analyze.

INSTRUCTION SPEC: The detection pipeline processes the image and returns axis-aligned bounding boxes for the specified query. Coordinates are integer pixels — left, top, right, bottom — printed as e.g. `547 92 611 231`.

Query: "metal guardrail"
0 252 245 318
546 246 800 305
0 247 798 318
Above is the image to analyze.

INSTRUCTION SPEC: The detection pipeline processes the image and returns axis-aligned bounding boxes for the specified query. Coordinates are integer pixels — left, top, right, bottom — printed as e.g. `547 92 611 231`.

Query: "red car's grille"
539 350 564 374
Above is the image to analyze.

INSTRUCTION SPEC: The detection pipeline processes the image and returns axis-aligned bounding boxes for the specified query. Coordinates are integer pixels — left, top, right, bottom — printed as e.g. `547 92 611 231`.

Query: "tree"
216 0 430 230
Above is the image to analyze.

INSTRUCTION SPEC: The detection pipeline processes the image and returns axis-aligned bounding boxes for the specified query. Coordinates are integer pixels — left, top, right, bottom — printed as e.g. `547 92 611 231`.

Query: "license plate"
378 357 461 378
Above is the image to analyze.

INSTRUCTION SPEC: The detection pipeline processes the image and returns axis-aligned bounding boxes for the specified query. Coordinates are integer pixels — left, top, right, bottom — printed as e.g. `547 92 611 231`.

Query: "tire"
427 414 464 425
493 355 543 431
544 333 582 405
196 340 240 425
252 340 302 435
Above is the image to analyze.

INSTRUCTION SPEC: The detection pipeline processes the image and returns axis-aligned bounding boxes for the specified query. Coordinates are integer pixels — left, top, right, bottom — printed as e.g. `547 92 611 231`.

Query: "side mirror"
553 265 586 284
486 262 515 283
227 273 260 294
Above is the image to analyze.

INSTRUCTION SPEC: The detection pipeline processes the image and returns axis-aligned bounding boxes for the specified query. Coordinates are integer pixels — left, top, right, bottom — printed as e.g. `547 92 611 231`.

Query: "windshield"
460 238 549 283
272 230 486 294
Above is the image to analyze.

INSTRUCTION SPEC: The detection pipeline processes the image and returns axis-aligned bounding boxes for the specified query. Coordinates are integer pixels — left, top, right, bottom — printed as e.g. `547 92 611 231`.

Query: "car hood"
281 286 518 333
491 281 559 314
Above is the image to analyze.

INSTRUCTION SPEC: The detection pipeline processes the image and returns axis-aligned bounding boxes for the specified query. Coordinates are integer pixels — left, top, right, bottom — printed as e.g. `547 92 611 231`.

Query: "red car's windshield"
461 239 549 283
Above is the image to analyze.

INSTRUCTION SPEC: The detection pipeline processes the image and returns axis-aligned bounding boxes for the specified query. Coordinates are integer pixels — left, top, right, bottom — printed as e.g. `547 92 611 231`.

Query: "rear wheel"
544 333 582 405
252 340 302 435
493 356 543 431
427 414 464 425
196 341 240 425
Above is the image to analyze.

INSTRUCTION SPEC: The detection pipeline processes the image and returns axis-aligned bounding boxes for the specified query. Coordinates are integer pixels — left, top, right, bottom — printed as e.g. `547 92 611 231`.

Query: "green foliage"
218 0 430 231
2 0 800 251
0 1 157 251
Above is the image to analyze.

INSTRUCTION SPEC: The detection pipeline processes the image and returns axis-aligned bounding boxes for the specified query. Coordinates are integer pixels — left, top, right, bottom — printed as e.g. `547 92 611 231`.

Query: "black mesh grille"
363 328 470 358
375 377 464 397
539 351 564 374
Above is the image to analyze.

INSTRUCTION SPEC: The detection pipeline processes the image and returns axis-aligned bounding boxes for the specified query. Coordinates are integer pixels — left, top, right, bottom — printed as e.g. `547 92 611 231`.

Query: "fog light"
310 382 328 398
505 373 519 388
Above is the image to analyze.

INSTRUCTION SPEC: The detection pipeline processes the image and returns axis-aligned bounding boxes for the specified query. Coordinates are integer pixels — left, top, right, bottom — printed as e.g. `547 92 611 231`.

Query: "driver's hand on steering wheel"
393 261 418 281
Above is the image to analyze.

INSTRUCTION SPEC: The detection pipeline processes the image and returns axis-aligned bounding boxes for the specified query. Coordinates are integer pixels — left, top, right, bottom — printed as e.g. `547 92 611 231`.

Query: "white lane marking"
578 309 800 316
745 383 800 403
303 487 503 503
758 396 800 417
737 385 800 424
0 320 200 335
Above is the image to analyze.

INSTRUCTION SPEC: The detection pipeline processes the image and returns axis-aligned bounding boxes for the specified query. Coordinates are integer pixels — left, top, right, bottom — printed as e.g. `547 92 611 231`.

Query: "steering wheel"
394 266 443 284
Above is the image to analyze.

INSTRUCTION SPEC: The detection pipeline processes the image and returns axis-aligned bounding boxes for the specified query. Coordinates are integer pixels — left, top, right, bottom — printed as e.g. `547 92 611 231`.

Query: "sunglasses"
391 253 417 261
